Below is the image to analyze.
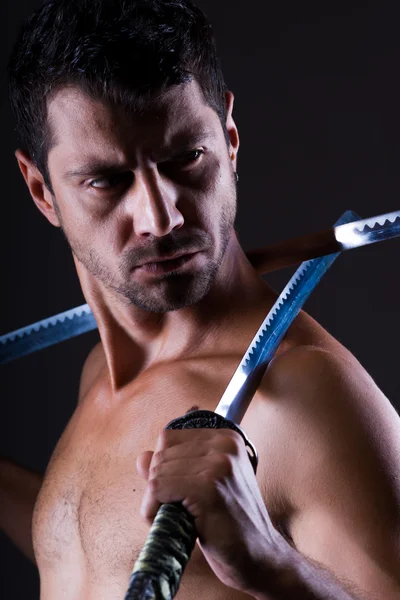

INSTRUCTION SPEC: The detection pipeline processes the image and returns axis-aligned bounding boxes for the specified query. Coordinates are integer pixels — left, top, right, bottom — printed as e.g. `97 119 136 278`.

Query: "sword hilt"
124 410 258 600
165 410 258 472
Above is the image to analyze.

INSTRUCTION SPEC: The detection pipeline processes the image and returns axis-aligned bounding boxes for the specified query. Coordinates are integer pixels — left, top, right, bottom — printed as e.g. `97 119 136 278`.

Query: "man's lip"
134 251 198 268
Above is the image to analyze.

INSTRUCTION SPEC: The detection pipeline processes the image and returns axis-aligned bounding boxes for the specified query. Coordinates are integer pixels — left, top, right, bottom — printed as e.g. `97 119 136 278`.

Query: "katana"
1 209 399 365
124 208 400 600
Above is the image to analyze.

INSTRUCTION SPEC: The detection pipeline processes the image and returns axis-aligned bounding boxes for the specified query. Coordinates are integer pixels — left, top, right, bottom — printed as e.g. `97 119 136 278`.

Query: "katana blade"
1 209 399 366
334 210 400 250
247 209 400 273
215 210 362 423
0 304 97 365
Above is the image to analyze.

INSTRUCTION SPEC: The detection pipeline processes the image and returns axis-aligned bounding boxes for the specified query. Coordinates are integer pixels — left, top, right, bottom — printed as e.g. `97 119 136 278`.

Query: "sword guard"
164 410 259 473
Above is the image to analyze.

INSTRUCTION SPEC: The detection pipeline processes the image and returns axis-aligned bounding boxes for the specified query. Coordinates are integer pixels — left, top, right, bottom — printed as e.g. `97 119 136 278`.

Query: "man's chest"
34 443 160 579
32 359 288 597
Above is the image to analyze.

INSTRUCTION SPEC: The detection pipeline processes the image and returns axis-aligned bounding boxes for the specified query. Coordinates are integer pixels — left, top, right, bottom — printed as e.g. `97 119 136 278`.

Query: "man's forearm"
0 458 42 563
250 545 364 600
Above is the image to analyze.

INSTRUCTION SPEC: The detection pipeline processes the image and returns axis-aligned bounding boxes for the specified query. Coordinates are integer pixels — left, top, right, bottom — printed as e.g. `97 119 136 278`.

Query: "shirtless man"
1 0 400 598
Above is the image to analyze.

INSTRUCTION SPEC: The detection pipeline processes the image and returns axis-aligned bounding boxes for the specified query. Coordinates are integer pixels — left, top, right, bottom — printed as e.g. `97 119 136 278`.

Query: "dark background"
1 1 400 597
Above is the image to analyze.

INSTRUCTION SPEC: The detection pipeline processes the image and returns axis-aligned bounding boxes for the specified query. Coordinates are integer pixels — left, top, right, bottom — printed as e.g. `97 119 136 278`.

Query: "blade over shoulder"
215 210 361 424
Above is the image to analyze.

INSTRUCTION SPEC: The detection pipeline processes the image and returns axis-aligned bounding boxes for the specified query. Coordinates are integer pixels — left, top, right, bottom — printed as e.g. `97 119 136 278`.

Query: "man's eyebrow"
62 130 217 181
62 162 127 181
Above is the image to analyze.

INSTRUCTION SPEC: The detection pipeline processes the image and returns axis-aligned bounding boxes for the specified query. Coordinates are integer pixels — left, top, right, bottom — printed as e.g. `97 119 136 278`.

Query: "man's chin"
115 270 218 313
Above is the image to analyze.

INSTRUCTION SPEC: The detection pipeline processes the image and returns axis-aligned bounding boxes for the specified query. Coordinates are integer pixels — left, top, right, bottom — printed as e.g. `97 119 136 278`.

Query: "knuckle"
149 461 161 477
158 430 170 449
148 476 161 495
216 452 234 476
221 430 243 455
205 453 234 480
152 449 165 466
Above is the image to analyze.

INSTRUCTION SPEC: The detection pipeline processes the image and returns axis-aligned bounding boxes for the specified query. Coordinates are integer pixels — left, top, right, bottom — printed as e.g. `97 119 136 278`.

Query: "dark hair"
8 0 229 191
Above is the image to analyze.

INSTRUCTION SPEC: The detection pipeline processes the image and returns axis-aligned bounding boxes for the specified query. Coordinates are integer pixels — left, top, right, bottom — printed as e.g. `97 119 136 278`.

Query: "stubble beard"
54 190 237 314
115 209 234 312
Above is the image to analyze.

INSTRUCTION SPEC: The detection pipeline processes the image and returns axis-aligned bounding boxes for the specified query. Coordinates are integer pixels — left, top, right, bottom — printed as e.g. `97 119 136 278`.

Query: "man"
1 0 400 598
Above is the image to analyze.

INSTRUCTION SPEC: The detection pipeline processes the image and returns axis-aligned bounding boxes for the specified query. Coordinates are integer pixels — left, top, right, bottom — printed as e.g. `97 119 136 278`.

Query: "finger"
149 452 235 482
140 472 221 521
136 451 154 480
151 436 242 470
154 428 244 455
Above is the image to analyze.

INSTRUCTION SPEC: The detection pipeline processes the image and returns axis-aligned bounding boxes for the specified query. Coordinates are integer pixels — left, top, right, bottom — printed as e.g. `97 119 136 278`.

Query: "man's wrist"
241 536 296 599
250 549 302 600
245 541 359 600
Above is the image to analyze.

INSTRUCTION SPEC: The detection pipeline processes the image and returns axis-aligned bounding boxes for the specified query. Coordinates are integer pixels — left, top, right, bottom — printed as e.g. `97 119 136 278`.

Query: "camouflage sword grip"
124 410 258 600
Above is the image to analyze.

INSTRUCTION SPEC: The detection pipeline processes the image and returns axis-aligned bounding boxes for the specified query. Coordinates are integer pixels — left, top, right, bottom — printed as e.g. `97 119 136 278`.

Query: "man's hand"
136 428 284 594
135 427 374 600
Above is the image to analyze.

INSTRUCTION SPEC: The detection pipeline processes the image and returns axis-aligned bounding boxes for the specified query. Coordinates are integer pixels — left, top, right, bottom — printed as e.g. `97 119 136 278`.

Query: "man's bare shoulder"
263 342 399 425
255 344 400 594
78 342 106 403
259 343 400 474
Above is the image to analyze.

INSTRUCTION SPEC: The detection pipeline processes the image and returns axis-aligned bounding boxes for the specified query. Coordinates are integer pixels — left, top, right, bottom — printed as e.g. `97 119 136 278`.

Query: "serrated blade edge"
0 304 97 365
215 210 361 423
335 210 400 250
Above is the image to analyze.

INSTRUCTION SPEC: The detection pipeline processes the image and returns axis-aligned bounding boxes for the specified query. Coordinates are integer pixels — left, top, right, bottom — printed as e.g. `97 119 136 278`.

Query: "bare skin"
15 81 400 599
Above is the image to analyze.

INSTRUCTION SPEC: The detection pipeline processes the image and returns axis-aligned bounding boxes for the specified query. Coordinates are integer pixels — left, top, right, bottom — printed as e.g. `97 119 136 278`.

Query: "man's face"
45 81 238 312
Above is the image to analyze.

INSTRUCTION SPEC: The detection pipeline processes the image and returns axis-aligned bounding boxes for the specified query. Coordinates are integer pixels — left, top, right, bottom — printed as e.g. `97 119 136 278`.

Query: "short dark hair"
8 0 229 191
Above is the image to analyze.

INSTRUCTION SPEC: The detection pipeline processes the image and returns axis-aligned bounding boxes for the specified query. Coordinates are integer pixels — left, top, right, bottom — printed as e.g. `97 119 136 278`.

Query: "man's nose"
131 170 184 238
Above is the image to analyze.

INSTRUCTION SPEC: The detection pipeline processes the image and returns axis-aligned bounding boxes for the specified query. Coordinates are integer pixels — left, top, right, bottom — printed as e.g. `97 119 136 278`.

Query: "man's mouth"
134 251 200 275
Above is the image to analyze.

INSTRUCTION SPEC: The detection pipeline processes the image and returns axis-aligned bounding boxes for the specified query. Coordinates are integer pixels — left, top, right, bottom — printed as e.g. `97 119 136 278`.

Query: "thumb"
136 450 154 480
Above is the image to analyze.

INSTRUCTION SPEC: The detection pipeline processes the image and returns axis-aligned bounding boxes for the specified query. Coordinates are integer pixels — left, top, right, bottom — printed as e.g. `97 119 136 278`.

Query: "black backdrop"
1 1 400 598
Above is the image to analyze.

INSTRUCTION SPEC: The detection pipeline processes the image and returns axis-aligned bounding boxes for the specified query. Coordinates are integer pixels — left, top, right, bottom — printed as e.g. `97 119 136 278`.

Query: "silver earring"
235 172 239 183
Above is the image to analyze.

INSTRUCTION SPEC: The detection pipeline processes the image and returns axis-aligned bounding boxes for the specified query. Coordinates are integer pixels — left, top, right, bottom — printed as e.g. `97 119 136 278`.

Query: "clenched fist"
136 428 287 595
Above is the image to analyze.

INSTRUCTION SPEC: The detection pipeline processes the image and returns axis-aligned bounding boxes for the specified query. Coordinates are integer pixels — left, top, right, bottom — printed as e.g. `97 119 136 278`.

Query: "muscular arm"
252 346 400 599
254 546 365 600
0 458 42 563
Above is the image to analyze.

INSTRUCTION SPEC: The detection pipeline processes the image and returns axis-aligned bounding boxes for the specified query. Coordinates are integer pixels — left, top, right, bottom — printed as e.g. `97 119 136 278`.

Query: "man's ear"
15 149 61 227
225 91 240 171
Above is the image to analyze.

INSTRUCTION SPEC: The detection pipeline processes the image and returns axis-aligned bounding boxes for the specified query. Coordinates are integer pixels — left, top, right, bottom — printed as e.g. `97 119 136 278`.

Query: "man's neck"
75 240 273 392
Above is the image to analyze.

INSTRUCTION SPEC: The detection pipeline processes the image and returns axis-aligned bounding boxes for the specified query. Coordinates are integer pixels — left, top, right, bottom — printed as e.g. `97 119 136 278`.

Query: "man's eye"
171 149 204 167
89 173 133 190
